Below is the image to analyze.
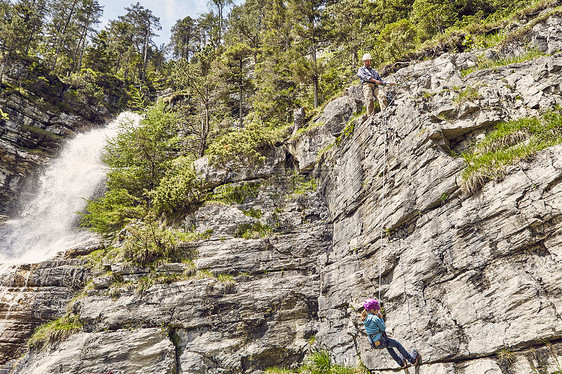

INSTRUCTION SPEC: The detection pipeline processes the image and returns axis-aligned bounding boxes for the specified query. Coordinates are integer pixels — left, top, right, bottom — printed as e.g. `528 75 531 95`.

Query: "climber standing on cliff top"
361 298 421 369
357 53 396 116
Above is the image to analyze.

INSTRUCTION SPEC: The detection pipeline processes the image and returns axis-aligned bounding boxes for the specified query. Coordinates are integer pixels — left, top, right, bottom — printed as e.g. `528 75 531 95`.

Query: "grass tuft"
461 49 546 76
28 313 82 349
461 110 562 194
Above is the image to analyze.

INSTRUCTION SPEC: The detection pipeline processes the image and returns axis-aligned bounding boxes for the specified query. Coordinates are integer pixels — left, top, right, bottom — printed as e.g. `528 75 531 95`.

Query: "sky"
98 0 213 47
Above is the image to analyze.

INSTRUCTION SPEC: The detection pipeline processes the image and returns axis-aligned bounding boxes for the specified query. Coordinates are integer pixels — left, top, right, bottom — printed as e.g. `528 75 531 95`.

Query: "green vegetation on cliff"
266 350 369 374
28 313 82 349
461 110 562 193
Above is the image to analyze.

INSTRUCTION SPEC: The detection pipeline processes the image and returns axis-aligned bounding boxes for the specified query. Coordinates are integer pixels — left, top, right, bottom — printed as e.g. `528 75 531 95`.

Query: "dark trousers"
374 336 414 366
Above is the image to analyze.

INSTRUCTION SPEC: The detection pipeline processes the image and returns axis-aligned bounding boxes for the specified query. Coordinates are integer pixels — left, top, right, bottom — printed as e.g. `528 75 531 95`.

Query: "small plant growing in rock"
497 348 516 373
461 110 562 194
122 218 200 267
290 174 318 196
28 313 82 349
307 350 332 372
235 222 272 239
0 108 9 121
316 141 335 162
264 350 370 373
196 269 215 279
210 181 261 205
453 85 481 105
217 274 235 283
242 208 263 218
307 334 316 346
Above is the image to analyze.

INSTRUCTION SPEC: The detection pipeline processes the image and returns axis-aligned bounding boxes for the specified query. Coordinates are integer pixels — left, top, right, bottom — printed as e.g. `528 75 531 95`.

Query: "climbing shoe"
411 349 421 366
399 357 409 369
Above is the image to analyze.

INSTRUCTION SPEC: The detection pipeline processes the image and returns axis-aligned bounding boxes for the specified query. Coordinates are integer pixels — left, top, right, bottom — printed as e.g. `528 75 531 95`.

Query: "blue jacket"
363 313 386 342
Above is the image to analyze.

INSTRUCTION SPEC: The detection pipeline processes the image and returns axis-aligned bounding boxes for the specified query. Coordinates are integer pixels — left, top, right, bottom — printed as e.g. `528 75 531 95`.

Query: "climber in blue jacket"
361 298 421 368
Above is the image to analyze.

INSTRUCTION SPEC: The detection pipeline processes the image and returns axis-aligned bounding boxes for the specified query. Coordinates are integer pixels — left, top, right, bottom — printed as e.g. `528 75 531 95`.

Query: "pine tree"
172 48 219 156
288 0 329 109
220 42 253 128
227 0 263 63
252 0 297 125
209 0 233 44
120 2 161 82
72 0 102 71
170 16 198 60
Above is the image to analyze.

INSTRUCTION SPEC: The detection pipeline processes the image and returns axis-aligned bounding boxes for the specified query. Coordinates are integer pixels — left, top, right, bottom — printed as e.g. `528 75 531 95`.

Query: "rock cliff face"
1 15 562 374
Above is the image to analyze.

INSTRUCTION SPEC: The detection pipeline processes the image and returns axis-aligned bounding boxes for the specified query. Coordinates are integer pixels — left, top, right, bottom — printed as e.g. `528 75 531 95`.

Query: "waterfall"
0 112 141 265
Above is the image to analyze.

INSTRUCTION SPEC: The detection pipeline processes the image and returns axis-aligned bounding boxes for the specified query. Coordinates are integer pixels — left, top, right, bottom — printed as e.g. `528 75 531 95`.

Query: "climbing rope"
378 109 388 301
377 82 419 345
377 81 420 351
377 82 400 300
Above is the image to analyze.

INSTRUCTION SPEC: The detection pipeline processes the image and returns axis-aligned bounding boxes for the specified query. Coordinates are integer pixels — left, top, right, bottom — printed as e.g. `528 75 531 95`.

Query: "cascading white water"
0 112 141 264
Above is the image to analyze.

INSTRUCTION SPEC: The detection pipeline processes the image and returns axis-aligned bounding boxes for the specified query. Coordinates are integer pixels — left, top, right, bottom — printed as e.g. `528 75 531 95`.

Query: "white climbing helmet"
362 53 372 61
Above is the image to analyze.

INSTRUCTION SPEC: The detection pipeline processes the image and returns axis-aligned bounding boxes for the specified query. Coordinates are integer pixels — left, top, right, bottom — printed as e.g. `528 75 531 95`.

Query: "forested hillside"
1 0 550 126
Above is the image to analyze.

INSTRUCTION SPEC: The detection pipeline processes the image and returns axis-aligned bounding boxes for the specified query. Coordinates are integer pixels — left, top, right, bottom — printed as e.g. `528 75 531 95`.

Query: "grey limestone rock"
10 328 176 374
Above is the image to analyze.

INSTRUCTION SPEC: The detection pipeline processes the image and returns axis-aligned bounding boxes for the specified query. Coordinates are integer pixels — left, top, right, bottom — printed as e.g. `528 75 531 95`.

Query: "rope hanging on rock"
378 85 398 300
379 83 418 349
378 106 389 301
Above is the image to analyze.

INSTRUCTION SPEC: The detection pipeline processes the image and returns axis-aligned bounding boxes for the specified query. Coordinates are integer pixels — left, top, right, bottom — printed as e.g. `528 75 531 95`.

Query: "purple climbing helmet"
363 298 380 311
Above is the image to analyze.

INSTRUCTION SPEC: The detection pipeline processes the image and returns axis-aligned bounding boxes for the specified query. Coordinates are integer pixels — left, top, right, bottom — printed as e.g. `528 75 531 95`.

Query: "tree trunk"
142 21 151 82
312 37 318 108
51 0 79 72
0 52 10 85
73 23 88 72
239 58 243 128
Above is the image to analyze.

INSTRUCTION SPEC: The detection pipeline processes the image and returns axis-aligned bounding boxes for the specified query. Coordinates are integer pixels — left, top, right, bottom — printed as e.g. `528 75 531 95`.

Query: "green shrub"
28 313 82 349
291 174 318 195
235 222 272 239
265 350 369 374
453 86 482 105
81 188 146 235
242 208 263 218
81 103 187 234
209 182 261 205
122 217 203 267
150 156 204 217
0 108 9 120
102 102 180 197
376 19 419 63
307 350 332 373
206 122 282 168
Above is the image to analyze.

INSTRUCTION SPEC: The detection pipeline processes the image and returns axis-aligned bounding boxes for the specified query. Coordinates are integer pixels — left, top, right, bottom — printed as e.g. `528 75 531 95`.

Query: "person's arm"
373 70 398 86
375 314 386 332
370 70 384 85
357 67 370 83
